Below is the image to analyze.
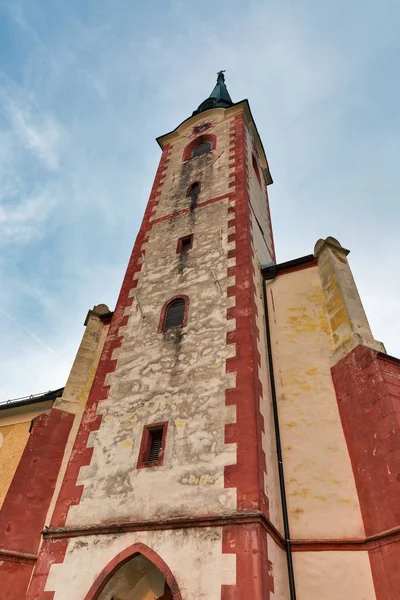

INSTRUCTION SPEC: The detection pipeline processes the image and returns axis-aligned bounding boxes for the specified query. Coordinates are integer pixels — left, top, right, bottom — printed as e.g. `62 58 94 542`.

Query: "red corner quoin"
0 408 74 600
222 112 273 600
25 145 174 598
331 345 400 599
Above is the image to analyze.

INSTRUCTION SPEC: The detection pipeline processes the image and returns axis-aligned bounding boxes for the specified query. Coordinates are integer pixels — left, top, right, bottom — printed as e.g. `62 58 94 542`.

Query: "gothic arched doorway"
84 543 182 600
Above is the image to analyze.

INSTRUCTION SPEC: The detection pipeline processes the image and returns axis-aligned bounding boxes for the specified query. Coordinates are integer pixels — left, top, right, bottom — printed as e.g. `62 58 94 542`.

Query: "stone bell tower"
26 72 283 599
15 70 400 600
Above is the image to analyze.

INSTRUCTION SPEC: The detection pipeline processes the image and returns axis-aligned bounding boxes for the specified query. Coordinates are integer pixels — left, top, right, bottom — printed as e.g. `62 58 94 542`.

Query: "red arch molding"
182 133 216 161
158 294 190 333
83 542 183 600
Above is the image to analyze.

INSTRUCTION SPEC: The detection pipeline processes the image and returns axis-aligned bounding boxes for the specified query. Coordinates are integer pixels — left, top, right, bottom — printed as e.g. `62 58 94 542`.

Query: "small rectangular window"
176 234 193 254
149 428 163 463
137 423 168 469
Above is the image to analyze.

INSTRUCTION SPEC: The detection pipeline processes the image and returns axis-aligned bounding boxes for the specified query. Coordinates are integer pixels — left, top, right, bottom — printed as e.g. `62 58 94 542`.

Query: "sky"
0 0 399 401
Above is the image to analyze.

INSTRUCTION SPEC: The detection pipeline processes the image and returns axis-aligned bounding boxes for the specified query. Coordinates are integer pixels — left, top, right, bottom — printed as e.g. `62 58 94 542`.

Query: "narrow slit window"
148 429 163 463
187 182 200 210
164 298 185 330
137 423 168 469
177 234 193 254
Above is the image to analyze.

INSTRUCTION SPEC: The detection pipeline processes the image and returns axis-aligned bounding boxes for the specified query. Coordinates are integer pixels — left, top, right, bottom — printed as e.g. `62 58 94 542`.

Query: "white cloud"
0 188 57 243
0 79 65 171
0 0 399 402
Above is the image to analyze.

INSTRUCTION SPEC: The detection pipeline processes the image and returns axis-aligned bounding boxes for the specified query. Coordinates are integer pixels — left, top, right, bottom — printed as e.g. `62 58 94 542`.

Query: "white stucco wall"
67 112 239 527
46 528 236 600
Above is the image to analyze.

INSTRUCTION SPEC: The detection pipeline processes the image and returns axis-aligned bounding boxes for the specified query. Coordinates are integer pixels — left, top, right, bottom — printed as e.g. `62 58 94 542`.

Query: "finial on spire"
192 71 233 116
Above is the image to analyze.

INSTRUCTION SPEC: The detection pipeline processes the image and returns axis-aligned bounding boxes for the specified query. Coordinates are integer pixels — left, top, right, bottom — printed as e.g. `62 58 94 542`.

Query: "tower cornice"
156 100 273 185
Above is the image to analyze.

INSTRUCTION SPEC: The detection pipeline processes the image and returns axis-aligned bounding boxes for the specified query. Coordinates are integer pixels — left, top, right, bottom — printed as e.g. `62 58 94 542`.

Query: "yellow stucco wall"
0 421 31 508
267 265 365 539
293 551 376 599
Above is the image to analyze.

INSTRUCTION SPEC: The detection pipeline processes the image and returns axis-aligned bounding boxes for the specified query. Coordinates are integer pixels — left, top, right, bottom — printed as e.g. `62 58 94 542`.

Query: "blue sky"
0 0 399 400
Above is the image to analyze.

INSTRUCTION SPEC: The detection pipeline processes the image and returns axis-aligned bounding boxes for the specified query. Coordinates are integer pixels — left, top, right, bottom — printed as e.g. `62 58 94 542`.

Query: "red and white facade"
1 79 399 600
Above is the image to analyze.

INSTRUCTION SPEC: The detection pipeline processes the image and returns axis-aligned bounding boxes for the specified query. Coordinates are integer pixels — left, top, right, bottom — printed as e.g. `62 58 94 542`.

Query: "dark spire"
192 71 234 116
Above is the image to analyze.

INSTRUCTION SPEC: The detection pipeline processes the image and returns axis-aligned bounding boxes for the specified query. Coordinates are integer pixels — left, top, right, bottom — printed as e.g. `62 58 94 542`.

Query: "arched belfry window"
192 141 212 158
182 133 216 161
159 296 189 332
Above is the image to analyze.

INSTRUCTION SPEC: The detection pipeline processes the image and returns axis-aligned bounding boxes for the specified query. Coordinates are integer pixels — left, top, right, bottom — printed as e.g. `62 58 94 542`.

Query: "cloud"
0 0 399 402
0 188 57 243
0 86 64 171
0 306 65 360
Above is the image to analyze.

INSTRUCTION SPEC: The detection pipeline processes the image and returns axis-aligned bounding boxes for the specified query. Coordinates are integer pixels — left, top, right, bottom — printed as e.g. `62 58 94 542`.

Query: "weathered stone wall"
33 104 282 600
68 197 237 525
44 528 235 600
151 111 232 222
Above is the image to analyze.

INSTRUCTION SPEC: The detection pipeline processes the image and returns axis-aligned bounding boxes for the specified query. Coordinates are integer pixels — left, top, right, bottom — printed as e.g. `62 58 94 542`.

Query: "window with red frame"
177 234 193 254
137 423 168 468
252 154 261 185
163 298 186 330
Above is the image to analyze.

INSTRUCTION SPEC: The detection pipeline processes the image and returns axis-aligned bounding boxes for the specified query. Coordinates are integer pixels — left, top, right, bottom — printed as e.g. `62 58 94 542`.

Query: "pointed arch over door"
83 542 182 600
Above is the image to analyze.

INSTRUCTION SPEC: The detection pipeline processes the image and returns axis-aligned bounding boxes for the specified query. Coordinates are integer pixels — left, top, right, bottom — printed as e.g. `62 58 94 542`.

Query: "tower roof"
192 71 234 116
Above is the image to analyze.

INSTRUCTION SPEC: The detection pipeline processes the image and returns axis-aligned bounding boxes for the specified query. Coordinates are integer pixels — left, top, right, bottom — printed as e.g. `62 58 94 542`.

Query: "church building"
0 73 399 599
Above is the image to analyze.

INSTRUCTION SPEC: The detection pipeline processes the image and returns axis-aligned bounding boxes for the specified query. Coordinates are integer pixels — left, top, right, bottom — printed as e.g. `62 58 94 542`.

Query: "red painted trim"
332 346 400 535
39 515 400 553
186 181 201 197
82 542 182 600
221 523 273 600
0 408 73 599
224 113 269 513
176 234 193 254
26 538 69 600
137 421 168 469
369 543 400 600
222 112 273 599
0 549 37 563
50 143 173 529
0 408 74 556
43 512 283 548
27 145 174 593
332 345 400 599
182 133 216 161
158 295 189 333
0 560 37 600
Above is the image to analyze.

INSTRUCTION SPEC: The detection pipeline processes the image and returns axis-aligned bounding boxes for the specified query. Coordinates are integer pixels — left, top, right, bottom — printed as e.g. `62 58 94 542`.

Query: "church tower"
19 73 400 600
27 71 282 599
